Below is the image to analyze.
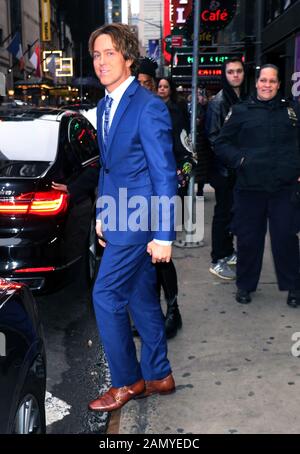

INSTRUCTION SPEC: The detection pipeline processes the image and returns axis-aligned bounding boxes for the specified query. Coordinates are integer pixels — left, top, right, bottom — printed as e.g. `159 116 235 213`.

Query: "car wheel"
13 388 46 434
87 216 102 284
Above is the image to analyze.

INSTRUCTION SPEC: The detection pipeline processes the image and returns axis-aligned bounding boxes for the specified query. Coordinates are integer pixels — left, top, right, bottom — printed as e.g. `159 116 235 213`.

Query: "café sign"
200 0 237 31
170 0 237 32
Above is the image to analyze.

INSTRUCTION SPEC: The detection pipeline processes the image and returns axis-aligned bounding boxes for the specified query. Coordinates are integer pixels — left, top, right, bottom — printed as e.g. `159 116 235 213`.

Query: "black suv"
0 107 100 292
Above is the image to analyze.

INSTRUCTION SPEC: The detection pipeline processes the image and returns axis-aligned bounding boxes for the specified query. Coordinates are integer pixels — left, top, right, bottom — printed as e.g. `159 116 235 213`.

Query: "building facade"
138 0 162 56
262 0 300 97
105 0 122 23
0 0 76 103
0 0 11 82
0 0 40 93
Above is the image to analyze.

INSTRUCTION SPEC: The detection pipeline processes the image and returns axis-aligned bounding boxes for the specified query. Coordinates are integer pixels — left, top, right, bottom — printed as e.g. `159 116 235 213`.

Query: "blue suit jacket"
96 79 177 245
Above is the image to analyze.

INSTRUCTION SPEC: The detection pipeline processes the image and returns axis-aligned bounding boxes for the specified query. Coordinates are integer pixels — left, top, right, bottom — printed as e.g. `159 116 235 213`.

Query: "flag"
148 39 160 61
29 44 41 77
47 54 57 83
7 32 25 70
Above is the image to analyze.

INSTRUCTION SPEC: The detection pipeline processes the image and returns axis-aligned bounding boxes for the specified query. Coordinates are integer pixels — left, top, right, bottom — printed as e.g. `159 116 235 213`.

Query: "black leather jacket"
205 89 242 177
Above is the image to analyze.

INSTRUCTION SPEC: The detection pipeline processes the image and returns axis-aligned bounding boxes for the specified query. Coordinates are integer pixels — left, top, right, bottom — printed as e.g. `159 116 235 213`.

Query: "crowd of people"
52 23 300 413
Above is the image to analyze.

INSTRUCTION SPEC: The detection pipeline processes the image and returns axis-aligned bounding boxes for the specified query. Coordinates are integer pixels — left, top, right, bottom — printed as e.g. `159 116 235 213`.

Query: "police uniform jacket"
214 94 300 192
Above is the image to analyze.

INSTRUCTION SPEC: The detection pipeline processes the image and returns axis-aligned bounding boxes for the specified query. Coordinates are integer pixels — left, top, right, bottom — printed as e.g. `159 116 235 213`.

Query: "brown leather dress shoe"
88 379 145 412
136 373 175 399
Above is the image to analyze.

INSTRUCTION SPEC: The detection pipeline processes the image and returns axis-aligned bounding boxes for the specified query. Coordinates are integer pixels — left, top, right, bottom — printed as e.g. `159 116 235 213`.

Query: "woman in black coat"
156 77 195 338
215 64 300 307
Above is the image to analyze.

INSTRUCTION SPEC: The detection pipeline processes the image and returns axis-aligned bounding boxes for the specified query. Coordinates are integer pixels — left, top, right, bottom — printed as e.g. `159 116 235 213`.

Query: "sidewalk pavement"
109 188 300 435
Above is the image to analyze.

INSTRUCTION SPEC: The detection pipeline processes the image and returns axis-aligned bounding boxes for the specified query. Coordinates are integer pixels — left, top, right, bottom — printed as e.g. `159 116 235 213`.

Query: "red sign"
171 35 183 47
201 9 229 22
198 67 222 77
170 0 193 28
200 1 237 31
173 0 237 36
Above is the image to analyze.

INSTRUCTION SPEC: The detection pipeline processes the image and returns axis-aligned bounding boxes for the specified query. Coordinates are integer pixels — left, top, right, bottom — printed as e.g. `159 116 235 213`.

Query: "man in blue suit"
88 23 178 412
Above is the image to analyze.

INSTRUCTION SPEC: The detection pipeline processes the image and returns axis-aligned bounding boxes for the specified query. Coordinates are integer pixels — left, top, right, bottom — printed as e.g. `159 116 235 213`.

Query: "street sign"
198 67 223 77
43 50 62 72
171 50 244 80
171 35 183 47
173 52 244 67
56 58 73 77
172 65 223 78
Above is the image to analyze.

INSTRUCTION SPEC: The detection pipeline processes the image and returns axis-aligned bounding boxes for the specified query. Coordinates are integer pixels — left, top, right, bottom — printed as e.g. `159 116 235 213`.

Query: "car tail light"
29 191 68 216
0 191 68 216
15 266 55 273
0 279 22 290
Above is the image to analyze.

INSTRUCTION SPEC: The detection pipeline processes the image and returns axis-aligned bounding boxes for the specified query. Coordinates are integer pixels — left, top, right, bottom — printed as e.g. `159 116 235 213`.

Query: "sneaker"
225 252 237 266
209 259 236 280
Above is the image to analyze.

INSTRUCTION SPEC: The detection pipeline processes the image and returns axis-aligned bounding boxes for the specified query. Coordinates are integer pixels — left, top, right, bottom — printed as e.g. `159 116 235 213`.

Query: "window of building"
264 0 298 25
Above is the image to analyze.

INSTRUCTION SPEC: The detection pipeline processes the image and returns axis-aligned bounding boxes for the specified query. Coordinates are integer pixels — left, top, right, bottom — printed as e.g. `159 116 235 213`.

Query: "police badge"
287 107 298 121
224 108 233 123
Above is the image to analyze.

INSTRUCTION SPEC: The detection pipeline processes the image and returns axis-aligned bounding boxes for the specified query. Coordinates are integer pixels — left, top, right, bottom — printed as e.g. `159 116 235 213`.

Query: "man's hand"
96 220 106 248
147 241 172 264
52 182 68 193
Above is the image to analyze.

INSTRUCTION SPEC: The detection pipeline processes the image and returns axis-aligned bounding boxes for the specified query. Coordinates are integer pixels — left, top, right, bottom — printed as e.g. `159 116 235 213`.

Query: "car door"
0 283 46 434
60 115 100 266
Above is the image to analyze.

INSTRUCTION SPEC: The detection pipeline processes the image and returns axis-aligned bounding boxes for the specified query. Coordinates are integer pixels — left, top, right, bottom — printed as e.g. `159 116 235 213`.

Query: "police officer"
215 64 300 307
206 57 246 280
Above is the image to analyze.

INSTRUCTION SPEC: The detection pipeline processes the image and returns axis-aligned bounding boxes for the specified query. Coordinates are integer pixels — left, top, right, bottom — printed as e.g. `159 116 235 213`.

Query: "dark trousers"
156 260 178 302
210 173 235 263
233 188 300 292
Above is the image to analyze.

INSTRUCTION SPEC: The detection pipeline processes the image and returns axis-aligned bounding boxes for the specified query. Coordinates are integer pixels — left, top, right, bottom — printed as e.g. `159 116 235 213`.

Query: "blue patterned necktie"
103 95 113 147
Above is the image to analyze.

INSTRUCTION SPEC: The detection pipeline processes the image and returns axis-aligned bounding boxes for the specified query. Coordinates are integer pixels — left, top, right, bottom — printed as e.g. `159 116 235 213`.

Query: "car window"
54 116 81 180
68 117 98 165
0 119 60 162
0 161 50 178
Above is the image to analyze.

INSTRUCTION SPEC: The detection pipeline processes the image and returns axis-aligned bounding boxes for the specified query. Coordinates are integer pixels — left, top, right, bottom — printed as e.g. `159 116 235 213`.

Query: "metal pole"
160 5 164 77
255 0 263 68
175 0 203 248
190 0 200 156
80 42 83 101
0 31 13 46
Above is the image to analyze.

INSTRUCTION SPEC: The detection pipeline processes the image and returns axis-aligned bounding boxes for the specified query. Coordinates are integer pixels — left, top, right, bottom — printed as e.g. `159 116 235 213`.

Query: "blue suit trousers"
92 242 171 387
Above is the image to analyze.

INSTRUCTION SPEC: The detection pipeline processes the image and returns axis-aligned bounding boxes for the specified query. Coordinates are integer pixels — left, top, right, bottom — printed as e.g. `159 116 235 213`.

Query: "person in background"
157 76 196 339
215 64 300 306
194 87 212 197
137 56 157 92
205 57 246 281
52 165 99 201
136 61 183 339
88 23 177 412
